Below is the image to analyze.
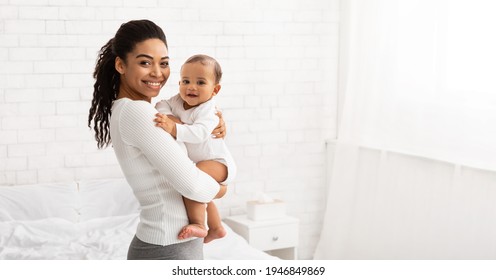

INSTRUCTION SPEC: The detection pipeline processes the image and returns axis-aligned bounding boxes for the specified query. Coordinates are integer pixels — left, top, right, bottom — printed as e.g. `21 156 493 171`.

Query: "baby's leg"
203 201 226 243
178 198 208 240
196 160 228 183
196 160 228 243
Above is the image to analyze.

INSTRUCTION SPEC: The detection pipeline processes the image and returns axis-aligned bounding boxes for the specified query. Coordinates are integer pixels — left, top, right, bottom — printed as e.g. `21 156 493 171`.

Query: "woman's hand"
211 110 226 139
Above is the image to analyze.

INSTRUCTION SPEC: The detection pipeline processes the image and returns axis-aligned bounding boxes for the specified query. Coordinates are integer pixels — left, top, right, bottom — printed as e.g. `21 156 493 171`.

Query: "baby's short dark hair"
183 54 222 84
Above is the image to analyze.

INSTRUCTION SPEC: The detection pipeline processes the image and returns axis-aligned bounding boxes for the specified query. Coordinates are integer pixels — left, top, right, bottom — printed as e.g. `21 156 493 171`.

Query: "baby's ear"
213 84 221 95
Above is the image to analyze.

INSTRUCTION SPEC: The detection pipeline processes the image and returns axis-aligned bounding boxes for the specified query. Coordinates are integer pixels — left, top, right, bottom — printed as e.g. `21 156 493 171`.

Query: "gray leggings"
127 235 203 260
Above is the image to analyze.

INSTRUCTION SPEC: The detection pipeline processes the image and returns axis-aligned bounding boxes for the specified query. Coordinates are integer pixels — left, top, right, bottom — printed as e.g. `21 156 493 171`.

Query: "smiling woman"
87 20 227 260
114 40 170 102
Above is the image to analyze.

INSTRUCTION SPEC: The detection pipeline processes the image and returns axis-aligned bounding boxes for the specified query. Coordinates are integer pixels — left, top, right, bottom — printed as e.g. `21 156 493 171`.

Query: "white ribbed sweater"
110 98 219 246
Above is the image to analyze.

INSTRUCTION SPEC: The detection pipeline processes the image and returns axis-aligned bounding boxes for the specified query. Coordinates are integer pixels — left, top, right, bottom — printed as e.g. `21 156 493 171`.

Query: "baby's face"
179 61 220 109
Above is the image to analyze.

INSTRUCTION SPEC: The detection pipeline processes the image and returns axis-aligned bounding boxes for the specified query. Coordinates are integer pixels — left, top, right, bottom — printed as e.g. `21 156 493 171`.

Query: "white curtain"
315 0 496 259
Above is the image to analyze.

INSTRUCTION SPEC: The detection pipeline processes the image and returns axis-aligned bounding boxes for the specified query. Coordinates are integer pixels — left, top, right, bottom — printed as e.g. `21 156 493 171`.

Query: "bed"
0 178 277 260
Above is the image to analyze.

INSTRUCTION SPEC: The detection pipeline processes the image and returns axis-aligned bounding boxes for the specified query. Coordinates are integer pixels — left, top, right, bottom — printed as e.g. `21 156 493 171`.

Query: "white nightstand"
224 215 299 260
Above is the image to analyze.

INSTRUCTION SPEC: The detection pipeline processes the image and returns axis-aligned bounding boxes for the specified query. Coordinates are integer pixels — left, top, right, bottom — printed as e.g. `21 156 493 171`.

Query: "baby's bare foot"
203 226 227 243
178 224 208 240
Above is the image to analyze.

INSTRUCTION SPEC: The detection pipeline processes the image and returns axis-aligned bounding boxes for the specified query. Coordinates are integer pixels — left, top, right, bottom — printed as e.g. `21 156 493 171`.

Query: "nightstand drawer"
248 223 298 251
224 215 300 259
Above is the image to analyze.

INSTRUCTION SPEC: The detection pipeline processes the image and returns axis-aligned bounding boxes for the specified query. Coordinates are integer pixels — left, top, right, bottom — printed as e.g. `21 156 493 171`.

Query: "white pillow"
77 178 140 221
0 182 79 222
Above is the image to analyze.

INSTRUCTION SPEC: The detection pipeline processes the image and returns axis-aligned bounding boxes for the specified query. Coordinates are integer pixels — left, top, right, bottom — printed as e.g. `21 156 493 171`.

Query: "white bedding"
0 215 274 260
0 179 277 260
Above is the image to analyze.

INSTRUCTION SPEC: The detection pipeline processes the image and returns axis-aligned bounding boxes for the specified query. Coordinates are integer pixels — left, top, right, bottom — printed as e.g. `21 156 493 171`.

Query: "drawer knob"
272 236 279 241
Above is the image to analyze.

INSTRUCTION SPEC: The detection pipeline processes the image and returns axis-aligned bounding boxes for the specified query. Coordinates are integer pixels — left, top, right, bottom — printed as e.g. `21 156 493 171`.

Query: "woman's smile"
143 80 163 89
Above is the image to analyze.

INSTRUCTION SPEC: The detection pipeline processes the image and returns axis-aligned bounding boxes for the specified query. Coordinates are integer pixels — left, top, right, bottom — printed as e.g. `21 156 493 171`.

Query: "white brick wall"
0 0 339 259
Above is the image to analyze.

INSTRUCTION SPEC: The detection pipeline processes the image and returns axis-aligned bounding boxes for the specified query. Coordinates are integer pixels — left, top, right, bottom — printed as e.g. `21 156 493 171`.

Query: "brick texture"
0 0 339 259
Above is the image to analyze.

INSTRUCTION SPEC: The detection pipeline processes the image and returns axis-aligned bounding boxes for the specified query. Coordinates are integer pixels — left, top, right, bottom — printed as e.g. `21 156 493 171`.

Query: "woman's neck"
117 83 151 103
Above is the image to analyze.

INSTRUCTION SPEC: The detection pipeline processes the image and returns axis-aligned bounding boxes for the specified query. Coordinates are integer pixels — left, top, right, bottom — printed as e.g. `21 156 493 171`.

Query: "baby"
155 54 236 243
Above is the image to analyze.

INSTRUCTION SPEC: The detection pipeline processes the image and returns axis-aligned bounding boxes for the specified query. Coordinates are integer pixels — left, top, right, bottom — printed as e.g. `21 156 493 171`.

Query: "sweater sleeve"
119 101 219 203
176 101 218 144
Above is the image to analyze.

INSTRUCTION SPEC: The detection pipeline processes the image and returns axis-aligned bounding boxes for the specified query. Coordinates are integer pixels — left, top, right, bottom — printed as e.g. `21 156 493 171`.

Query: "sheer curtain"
315 0 496 259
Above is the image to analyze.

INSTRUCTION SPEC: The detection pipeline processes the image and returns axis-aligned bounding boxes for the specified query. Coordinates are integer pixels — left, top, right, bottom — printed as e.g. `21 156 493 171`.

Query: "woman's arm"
120 101 220 202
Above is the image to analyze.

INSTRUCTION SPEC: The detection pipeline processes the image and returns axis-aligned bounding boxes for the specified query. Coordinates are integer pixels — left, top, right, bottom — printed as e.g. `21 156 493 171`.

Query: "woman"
88 20 227 260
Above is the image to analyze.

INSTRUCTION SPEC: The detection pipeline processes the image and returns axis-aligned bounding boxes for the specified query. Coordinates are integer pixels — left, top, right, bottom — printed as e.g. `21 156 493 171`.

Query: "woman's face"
115 38 170 102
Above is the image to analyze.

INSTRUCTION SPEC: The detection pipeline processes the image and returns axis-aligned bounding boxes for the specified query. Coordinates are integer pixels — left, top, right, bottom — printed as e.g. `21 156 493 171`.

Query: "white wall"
0 0 339 259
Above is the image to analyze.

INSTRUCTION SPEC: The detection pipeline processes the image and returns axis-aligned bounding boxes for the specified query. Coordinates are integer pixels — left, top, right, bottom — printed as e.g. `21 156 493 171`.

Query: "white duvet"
0 215 135 259
0 215 275 260
0 179 277 260
0 214 276 260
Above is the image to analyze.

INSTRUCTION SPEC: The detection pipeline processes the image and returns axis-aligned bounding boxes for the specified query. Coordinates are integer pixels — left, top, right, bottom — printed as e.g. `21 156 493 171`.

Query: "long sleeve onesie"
156 94 236 184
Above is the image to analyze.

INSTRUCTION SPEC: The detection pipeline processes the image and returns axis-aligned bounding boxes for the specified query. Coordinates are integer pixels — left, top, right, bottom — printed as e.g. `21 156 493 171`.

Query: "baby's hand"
154 113 177 137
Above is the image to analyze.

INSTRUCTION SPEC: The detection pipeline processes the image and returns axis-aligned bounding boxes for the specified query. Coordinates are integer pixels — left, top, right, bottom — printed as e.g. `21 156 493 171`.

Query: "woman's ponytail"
88 39 119 148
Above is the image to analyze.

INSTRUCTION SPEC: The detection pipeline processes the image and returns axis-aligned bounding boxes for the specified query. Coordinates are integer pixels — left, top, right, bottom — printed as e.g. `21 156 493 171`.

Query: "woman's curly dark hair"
88 20 167 148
